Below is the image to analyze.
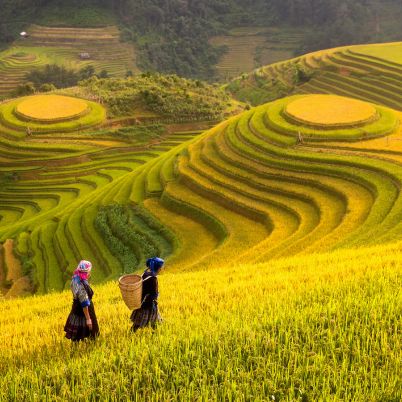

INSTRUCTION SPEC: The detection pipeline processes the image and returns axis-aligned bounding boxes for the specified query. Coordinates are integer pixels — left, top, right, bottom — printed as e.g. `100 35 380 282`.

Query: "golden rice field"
0 244 400 400
353 42 402 64
15 95 89 122
0 94 106 132
285 95 377 126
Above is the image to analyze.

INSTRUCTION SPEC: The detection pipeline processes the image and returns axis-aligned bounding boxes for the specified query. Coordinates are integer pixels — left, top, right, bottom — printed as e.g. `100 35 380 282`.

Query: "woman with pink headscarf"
64 260 100 341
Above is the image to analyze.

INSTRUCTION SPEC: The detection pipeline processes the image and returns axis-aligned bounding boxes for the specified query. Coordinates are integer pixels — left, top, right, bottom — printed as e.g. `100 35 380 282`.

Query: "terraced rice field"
210 27 303 80
1 243 400 400
0 25 138 96
1 94 106 133
127 94 402 270
1 44 401 401
3 91 402 297
0 94 214 296
228 42 402 110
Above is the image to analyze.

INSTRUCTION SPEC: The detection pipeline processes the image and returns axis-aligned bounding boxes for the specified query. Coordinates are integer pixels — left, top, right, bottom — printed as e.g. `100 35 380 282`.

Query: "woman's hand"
86 318 93 331
83 306 92 331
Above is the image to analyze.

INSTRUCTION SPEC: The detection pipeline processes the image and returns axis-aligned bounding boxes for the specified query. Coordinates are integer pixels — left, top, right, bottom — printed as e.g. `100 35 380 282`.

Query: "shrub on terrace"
78 74 230 119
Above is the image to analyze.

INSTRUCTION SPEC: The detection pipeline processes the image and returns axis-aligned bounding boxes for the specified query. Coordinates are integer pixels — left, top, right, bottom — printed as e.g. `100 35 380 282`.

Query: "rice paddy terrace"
0 25 138 96
227 42 402 109
0 93 213 297
2 88 402 298
210 27 303 80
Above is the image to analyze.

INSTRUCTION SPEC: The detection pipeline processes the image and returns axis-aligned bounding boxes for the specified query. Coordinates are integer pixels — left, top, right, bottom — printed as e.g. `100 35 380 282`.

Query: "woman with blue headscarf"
130 257 164 332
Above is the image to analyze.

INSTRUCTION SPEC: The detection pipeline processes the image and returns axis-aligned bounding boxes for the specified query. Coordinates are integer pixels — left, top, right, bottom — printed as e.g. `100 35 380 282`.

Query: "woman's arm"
83 306 92 330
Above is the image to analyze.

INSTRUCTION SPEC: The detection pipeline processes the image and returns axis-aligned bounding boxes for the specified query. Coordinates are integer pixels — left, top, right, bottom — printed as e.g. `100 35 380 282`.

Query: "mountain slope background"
1 0 402 80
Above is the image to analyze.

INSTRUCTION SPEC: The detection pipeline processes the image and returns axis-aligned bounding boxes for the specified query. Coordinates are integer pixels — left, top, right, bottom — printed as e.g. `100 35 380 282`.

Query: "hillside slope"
87 93 402 263
0 25 138 96
209 27 305 80
2 90 402 294
0 76 235 296
226 42 402 108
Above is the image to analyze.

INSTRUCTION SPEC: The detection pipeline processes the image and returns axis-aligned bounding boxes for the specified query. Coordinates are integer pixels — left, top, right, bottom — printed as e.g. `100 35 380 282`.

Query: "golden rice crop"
143 198 218 270
353 42 402 64
285 95 377 126
15 95 89 122
0 243 400 401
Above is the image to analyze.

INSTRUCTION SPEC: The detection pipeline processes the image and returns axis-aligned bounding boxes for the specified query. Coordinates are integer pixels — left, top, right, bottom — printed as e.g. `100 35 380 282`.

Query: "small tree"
13 82 35 96
39 83 57 92
98 69 109 79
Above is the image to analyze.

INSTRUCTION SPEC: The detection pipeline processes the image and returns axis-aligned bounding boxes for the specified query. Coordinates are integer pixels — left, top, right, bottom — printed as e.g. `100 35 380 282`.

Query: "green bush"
79 74 229 119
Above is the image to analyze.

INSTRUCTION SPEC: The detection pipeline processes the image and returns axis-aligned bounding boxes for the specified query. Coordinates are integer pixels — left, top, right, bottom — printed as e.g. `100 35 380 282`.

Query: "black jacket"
141 270 158 309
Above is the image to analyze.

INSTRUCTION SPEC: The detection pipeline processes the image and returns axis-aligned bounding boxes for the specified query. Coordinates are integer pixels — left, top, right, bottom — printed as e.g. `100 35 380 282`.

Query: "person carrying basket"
130 257 164 333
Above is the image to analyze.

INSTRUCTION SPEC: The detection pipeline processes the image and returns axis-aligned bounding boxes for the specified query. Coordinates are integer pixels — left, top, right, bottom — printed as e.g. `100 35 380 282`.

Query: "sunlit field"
1 244 401 401
285 95 377 126
15 95 89 121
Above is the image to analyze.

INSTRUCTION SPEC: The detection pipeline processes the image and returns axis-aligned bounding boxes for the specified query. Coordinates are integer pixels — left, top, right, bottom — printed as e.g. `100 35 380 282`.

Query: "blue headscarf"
146 257 164 274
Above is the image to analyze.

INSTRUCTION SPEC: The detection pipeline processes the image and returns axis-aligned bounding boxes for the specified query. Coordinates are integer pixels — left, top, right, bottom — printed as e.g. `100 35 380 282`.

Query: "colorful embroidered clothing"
64 278 99 341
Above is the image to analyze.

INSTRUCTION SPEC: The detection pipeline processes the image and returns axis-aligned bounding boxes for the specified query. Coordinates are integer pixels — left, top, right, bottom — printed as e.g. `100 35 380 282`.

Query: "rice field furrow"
206 132 373 255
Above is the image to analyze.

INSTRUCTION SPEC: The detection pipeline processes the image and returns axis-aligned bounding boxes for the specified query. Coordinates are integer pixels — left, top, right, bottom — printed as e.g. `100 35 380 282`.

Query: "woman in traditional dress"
64 260 100 341
130 257 164 332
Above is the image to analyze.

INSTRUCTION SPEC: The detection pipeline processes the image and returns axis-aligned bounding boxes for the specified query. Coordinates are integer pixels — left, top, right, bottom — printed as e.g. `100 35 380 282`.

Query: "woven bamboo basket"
118 274 142 310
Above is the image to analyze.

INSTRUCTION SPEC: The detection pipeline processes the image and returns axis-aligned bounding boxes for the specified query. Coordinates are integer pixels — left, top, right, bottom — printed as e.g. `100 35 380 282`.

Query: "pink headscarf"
73 260 92 281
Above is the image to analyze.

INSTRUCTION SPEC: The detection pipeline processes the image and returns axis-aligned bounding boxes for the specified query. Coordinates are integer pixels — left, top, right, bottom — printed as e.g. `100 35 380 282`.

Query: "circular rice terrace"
270 95 399 142
0 94 106 133
9 52 38 63
285 95 377 127
15 95 89 122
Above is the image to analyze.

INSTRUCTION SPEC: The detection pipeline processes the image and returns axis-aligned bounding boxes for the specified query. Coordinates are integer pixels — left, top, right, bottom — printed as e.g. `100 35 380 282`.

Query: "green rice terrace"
0 76 238 297
0 25 138 96
210 27 304 80
226 41 402 109
2 71 402 299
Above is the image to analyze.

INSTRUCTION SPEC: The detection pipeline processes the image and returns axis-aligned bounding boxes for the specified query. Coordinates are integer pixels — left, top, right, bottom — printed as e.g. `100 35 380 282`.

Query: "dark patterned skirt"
130 304 162 330
64 299 100 341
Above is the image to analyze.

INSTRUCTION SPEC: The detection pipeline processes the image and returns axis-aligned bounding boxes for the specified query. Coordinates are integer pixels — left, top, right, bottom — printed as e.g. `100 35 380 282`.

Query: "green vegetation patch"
78 74 231 120
35 5 116 27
